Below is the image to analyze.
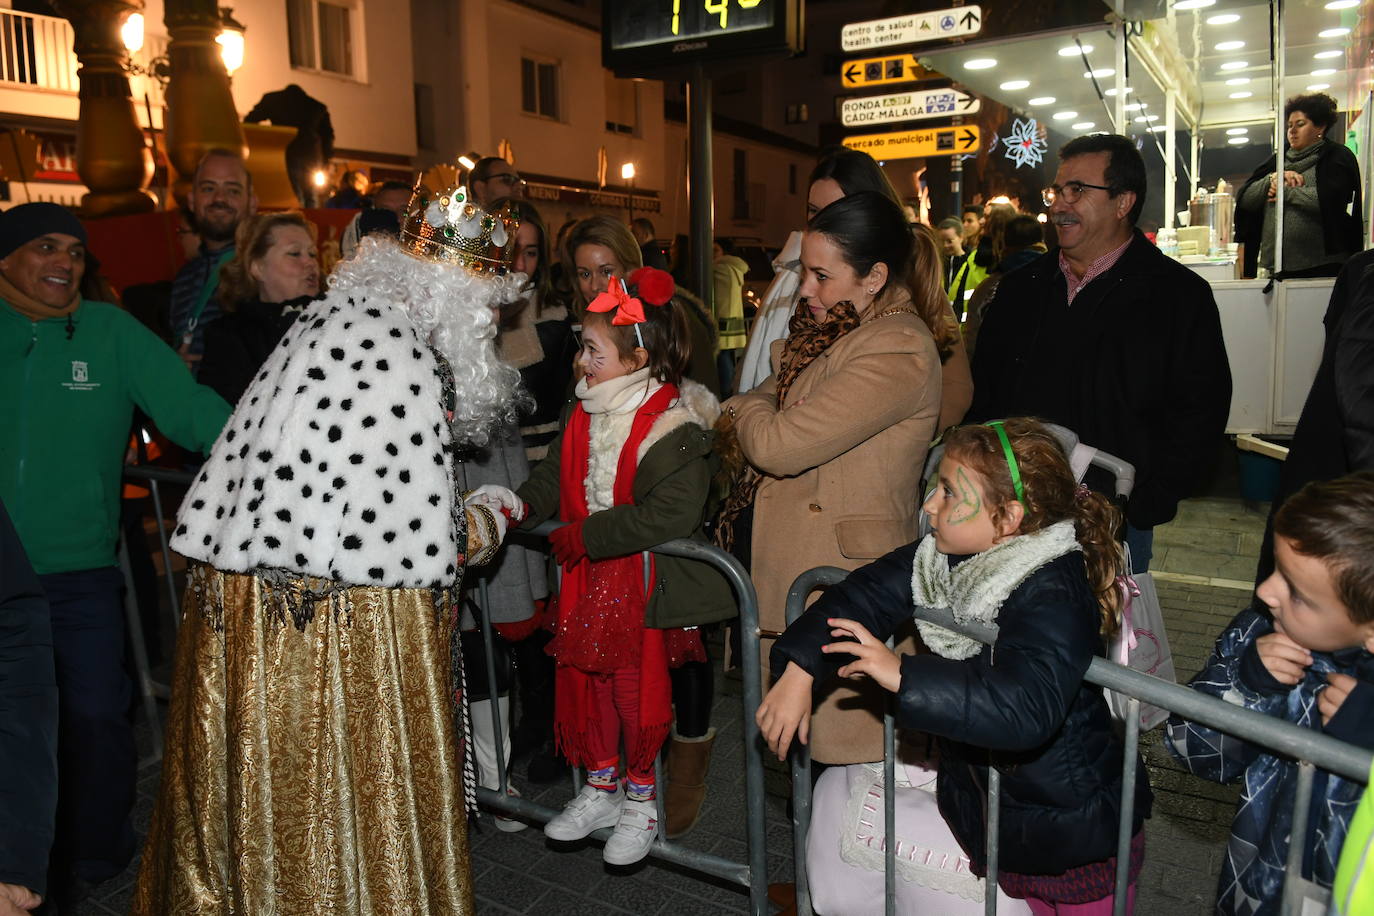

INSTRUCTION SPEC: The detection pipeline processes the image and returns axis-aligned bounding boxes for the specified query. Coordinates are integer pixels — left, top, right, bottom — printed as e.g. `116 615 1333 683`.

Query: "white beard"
329 236 528 447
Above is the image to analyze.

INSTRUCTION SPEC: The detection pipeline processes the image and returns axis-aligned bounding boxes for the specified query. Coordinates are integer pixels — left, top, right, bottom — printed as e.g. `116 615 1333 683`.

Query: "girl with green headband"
758 417 1153 914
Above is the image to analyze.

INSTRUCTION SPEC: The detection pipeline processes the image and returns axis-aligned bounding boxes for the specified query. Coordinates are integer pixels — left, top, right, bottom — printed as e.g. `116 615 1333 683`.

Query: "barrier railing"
784 566 1374 916
117 466 772 914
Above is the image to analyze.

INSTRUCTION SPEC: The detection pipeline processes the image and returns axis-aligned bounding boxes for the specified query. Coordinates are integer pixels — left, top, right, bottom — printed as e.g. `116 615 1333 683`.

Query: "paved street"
69 492 1273 914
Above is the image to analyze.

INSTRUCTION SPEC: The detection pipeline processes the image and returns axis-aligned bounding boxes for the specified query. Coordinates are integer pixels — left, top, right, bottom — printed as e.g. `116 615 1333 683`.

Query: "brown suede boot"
664 727 716 838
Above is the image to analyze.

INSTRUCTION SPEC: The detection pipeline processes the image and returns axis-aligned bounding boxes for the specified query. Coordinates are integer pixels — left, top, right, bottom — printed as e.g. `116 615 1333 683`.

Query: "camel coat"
727 287 942 764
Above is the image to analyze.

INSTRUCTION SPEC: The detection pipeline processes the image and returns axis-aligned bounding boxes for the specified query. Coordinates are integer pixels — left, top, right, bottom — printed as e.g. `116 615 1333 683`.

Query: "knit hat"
0 202 88 260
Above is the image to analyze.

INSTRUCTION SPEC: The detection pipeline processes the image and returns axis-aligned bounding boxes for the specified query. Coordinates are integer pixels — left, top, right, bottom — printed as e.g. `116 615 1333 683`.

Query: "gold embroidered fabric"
132 568 474 915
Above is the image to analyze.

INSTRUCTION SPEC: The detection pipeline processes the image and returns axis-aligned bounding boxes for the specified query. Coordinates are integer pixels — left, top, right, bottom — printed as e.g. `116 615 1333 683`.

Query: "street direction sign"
842 125 982 160
841 88 980 128
840 53 935 89
841 6 983 53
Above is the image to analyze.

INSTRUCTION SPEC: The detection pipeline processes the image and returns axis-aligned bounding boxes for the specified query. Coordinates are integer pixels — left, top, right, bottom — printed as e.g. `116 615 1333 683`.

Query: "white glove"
463 484 526 522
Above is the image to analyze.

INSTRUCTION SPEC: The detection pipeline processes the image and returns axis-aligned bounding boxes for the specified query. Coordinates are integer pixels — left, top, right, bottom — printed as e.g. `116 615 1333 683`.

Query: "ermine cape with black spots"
171 290 461 589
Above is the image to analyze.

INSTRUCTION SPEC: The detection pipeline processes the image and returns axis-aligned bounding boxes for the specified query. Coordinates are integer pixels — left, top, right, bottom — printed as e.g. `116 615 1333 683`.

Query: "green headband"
987 421 1024 503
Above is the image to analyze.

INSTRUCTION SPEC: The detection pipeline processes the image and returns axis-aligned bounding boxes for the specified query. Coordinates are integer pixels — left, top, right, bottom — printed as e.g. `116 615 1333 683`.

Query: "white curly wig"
328 235 528 447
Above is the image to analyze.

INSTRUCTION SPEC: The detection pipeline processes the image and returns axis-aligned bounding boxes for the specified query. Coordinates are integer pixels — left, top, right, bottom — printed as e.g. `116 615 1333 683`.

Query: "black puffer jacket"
771 542 1152 875
969 231 1231 529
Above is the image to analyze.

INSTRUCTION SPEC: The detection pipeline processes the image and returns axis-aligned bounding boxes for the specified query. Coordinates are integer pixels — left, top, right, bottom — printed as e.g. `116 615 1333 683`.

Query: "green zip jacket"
516 382 736 630
0 298 232 575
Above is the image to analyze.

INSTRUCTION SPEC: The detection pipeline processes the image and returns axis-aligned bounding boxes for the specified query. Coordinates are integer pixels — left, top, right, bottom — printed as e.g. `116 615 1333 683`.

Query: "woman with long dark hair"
721 190 947 766
737 147 971 431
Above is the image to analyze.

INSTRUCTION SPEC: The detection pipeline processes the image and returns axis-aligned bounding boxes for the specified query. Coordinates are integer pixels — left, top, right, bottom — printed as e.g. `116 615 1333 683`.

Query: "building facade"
0 0 813 247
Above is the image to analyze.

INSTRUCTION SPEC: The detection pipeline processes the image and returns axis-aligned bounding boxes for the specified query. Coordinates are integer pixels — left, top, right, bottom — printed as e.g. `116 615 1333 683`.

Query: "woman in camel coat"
722 191 951 765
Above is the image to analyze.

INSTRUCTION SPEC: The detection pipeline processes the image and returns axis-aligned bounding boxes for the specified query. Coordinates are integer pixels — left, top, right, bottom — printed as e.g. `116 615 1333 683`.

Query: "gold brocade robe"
131 569 474 915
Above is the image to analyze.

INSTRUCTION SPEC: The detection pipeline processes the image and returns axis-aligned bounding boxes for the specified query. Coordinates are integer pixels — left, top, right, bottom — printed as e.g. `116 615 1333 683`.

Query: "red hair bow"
587 277 646 326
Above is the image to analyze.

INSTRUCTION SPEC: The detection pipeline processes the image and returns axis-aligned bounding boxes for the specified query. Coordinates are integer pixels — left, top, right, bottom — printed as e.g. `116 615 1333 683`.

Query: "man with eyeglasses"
968 133 1231 573
469 156 526 207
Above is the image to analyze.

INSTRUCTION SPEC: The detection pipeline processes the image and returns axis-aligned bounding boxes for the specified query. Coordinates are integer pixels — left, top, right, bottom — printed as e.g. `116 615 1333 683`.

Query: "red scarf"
550 383 678 772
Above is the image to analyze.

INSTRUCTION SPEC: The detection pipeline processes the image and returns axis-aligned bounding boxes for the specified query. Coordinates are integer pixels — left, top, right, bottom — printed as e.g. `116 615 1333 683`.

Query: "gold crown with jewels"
399 172 520 274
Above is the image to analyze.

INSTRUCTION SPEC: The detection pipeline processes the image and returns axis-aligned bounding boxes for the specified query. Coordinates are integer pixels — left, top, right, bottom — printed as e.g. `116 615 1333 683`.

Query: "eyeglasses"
486 172 527 194
1041 180 1113 206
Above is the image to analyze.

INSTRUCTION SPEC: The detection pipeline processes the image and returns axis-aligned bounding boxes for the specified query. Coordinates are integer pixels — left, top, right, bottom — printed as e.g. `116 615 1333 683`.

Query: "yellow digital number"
704 0 729 29
738 0 763 6
672 0 680 35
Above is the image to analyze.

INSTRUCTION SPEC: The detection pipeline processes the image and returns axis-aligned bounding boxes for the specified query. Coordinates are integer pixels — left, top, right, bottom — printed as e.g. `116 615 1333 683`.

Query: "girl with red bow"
511 267 736 865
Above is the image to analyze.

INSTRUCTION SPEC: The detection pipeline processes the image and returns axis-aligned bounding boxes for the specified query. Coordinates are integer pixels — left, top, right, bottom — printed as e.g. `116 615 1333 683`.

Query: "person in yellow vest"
1333 758 1374 915
712 238 749 396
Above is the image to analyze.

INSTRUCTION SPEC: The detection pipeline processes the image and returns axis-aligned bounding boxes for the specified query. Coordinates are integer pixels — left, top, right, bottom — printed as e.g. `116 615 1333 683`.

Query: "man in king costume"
133 178 527 914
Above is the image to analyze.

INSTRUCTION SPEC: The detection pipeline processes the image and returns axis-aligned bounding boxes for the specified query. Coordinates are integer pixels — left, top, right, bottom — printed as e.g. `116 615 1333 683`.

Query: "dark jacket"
969 231 1232 529
772 544 1151 875
517 384 736 629
1166 608 1374 915
168 244 235 361
244 84 334 173
1235 141 1363 279
517 310 578 459
0 499 56 896
1254 251 1374 583
198 295 314 406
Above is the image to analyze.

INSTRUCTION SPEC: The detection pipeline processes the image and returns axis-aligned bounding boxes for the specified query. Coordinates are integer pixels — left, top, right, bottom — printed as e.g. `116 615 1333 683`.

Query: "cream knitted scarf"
910 521 1080 660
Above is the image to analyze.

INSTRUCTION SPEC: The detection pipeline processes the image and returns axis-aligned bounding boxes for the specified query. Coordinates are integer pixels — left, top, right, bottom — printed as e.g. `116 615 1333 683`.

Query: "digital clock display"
604 0 802 74
611 1 775 49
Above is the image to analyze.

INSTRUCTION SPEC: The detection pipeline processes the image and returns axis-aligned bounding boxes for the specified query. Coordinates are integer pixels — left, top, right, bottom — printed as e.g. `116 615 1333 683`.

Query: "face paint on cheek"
946 467 982 525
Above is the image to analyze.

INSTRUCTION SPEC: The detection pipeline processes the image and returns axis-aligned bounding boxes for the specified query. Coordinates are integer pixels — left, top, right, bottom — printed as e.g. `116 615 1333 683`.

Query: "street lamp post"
621 161 636 223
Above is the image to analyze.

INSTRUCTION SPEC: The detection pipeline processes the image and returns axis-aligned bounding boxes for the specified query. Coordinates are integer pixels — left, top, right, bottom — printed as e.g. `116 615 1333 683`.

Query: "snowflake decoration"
1002 118 1048 169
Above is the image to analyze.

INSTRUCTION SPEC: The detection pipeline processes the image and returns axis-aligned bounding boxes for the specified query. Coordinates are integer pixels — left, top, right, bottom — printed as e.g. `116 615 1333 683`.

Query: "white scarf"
910 521 1081 660
575 366 658 415
577 368 663 512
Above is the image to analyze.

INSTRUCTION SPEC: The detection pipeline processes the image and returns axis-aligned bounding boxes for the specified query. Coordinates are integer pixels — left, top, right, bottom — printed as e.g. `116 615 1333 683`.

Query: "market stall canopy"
915 0 1367 152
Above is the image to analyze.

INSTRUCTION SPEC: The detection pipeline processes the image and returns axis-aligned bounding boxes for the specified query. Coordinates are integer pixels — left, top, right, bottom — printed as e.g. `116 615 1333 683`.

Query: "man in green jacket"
0 203 231 893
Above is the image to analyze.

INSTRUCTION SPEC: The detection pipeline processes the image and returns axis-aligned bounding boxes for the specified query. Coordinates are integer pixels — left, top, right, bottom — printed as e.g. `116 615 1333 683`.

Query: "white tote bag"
1107 552 1177 730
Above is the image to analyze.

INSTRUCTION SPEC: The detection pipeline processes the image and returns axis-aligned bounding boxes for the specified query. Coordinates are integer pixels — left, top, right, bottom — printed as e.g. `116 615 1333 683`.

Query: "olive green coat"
516 380 737 629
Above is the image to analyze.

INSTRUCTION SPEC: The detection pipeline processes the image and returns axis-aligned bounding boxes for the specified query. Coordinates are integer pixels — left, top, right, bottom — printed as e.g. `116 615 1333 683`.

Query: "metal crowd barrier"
116 466 773 914
473 520 770 914
784 567 1374 916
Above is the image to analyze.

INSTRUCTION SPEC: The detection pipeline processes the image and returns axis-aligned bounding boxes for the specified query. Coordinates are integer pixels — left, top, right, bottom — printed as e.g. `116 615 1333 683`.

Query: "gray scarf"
1285 138 1324 174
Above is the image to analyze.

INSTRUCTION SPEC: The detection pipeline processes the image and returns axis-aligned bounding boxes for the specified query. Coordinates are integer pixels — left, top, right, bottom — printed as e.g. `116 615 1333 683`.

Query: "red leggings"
585 663 667 786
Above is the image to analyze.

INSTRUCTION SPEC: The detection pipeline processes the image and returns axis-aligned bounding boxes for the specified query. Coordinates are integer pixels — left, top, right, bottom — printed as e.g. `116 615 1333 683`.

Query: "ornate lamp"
162 0 245 201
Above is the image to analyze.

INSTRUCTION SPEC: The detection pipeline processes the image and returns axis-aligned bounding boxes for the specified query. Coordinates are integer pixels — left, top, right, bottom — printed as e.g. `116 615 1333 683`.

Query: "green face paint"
946 466 982 525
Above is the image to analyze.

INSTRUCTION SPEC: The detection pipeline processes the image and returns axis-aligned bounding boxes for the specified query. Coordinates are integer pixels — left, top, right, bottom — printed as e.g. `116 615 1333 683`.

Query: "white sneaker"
603 798 659 866
544 784 623 841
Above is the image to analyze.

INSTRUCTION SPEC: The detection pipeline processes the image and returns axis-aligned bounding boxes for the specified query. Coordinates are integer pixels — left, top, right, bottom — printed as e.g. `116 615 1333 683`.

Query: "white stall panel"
1273 279 1334 432
1214 280 1274 434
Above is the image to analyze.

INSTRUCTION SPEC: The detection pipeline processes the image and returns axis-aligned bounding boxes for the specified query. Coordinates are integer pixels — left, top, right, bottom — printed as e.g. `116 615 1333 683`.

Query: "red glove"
549 520 587 568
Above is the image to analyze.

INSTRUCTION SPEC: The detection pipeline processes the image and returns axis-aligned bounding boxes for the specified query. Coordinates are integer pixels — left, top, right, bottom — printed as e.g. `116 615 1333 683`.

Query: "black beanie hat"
0 202 88 261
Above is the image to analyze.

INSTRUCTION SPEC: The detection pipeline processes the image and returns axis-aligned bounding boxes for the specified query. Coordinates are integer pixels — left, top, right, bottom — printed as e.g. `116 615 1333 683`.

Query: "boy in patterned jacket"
1166 473 1374 916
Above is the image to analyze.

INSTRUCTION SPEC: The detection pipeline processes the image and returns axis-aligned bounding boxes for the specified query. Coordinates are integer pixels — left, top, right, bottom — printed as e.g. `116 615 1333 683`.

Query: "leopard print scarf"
714 298 862 554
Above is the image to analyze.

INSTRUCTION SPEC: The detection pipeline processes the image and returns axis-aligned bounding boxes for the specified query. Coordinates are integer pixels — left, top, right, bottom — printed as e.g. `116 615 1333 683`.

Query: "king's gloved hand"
464 484 526 522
